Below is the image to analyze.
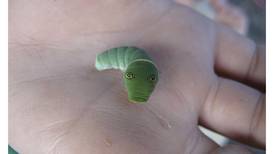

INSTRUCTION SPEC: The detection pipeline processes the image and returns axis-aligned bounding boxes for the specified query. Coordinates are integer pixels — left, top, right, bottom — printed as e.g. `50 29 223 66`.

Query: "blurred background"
174 0 265 153
175 0 265 43
229 0 265 43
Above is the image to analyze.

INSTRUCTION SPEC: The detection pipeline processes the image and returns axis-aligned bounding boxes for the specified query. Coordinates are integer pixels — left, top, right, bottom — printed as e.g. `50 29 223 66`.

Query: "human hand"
9 0 265 153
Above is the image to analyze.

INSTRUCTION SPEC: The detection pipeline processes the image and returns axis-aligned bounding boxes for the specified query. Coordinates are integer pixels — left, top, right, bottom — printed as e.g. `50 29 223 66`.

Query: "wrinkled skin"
9 0 265 154
124 61 158 103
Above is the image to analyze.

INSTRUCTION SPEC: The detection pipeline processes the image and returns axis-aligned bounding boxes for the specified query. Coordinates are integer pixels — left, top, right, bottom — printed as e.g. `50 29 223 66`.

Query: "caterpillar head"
123 60 158 103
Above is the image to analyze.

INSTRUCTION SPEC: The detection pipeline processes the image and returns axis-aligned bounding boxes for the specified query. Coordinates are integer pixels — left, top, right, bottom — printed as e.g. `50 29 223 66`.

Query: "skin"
9 0 265 154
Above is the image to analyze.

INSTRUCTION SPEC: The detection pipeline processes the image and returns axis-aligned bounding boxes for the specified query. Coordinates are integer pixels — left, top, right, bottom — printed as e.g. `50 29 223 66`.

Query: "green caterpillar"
9 146 18 154
95 46 158 103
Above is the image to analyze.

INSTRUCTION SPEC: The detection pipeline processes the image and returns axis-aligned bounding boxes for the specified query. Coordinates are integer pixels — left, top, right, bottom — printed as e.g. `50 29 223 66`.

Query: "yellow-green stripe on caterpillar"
95 46 158 103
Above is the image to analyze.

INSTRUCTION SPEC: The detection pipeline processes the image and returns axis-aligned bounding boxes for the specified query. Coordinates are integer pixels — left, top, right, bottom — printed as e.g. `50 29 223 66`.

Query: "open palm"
9 0 265 153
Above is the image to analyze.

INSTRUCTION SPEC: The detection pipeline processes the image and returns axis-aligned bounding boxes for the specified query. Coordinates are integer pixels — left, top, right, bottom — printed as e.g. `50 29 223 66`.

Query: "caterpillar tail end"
95 55 105 71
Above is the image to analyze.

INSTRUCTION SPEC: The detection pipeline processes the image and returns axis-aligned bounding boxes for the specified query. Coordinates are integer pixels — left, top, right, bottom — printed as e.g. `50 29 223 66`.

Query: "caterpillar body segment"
95 47 152 72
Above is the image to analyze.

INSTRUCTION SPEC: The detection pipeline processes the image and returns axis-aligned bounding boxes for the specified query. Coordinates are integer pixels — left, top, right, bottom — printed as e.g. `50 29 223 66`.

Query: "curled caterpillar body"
95 47 158 103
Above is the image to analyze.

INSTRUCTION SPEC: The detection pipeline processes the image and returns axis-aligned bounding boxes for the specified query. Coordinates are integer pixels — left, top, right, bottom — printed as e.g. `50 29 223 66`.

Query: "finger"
214 26 265 91
200 77 265 149
210 144 254 154
210 0 248 34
